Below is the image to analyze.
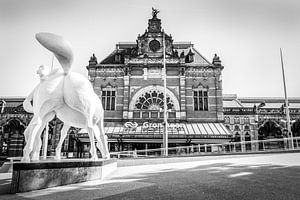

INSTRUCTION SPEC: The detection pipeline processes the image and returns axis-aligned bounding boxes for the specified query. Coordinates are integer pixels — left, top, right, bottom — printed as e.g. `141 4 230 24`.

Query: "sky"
0 0 299 98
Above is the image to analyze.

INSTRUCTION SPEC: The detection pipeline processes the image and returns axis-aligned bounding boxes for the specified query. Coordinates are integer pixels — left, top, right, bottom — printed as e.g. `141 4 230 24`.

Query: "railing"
110 136 300 159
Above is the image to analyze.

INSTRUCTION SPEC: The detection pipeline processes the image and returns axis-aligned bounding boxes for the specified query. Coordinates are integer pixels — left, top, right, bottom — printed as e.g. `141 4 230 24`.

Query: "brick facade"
87 12 224 125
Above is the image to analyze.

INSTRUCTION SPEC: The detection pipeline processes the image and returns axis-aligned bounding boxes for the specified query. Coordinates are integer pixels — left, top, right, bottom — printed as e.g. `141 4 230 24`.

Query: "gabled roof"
99 43 213 66
100 47 137 65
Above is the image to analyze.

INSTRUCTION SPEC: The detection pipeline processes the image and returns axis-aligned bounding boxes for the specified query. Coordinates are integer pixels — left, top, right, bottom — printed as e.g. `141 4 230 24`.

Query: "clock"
149 39 160 52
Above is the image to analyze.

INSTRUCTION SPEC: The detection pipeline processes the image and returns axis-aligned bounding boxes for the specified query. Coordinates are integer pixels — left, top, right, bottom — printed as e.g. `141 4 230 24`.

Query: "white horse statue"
22 32 110 162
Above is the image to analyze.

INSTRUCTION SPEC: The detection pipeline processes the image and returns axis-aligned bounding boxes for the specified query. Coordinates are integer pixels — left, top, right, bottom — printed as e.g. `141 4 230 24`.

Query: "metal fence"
110 136 300 159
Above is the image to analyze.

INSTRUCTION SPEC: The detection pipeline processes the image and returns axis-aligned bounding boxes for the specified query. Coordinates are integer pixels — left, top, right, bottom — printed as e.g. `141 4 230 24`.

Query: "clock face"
149 40 160 52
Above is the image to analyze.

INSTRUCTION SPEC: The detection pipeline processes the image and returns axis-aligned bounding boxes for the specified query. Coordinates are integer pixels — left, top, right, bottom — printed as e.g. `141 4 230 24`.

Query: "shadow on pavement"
0 161 299 200
0 177 11 195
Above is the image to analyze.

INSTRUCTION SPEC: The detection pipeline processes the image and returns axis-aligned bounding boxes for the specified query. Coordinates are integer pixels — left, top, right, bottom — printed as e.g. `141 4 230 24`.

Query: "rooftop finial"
212 53 221 65
152 7 159 18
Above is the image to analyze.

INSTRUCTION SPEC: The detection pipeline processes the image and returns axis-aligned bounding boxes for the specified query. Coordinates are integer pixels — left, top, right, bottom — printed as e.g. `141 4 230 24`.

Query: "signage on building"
124 121 184 131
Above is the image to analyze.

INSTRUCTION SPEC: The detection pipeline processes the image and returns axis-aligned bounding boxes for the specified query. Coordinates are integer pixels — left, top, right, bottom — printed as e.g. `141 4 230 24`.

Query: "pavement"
0 152 299 200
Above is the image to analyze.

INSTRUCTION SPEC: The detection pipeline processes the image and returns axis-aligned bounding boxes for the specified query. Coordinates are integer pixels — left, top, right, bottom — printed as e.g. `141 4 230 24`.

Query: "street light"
280 48 294 149
162 30 168 156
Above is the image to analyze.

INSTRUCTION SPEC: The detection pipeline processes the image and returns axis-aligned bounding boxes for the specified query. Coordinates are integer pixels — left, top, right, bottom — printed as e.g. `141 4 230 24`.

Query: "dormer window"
186 49 195 63
188 54 194 62
115 54 121 63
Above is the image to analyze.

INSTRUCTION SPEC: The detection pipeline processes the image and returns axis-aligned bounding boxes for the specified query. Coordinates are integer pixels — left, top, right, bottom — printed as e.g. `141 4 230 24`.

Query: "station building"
85 10 230 152
1 95 300 158
0 10 300 158
223 94 300 151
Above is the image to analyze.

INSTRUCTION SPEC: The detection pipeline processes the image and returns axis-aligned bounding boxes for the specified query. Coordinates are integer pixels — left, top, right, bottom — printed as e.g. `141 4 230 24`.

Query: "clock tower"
136 8 173 58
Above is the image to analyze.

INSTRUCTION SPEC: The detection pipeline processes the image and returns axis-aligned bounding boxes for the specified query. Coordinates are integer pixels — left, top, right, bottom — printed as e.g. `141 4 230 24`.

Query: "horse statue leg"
86 126 98 160
22 119 43 162
31 112 55 161
22 119 37 162
99 118 110 158
54 124 71 160
93 122 110 159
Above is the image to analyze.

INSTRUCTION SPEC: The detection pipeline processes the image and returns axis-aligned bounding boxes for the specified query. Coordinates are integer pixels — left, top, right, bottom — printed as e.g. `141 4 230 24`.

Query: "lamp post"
162 30 168 156
280 48 294 149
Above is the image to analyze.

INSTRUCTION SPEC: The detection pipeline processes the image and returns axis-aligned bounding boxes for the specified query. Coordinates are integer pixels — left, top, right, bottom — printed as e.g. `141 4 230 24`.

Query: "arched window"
234 125 240 131
245 132 251 141
291 120 300 137
244 116 250 124
134 90 174 110
234 116 240 124
245 132 251 151
244 125 250 131
235 133 241 142
258 120 282 139
224 116 230 124
234 132 242 151
3 119 25 157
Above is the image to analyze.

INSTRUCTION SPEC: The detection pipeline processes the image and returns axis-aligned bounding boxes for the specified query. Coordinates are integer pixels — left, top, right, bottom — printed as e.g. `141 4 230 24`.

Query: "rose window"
134 90 174 110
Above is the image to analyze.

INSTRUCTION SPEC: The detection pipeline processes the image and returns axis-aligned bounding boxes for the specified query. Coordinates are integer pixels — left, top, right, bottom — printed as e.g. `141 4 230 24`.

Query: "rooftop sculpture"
152 7 159 18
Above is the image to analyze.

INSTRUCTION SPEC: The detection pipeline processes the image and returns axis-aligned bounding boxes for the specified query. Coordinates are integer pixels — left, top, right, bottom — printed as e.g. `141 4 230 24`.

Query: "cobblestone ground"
0 153 299 200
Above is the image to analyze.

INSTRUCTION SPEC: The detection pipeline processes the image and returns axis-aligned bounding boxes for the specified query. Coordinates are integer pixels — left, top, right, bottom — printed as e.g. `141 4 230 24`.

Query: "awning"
105 123 230 136
78 123 231 143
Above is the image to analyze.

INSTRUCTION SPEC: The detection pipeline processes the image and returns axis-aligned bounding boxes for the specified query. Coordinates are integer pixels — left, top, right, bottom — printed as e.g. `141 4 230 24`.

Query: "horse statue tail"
35 32 74 75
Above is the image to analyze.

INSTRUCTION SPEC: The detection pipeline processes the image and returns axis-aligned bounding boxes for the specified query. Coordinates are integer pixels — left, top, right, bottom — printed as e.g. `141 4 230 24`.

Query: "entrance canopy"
105 122 230 138
78 123 231 144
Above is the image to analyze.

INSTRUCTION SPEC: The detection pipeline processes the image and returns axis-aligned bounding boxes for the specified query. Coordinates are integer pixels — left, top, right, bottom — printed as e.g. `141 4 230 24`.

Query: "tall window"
193 90 208 111
224 116 230 123
244 116 250 124
102 88 116 111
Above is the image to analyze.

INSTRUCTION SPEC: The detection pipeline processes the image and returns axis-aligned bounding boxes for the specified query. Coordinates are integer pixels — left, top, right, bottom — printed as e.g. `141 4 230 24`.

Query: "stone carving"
22 33 110 162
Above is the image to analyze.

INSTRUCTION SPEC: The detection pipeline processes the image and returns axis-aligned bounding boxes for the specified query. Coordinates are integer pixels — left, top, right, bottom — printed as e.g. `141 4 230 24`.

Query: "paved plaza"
0 152 299 200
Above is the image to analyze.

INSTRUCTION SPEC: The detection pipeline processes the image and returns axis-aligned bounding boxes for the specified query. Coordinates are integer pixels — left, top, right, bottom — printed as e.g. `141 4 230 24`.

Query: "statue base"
10 158 117 193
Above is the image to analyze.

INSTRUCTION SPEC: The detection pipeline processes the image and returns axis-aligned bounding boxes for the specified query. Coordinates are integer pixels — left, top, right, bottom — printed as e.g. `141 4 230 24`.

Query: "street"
0 152 299 200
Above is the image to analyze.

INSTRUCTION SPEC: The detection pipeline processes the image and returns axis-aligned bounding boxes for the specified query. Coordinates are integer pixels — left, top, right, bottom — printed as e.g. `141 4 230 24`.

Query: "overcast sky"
0 0 299 98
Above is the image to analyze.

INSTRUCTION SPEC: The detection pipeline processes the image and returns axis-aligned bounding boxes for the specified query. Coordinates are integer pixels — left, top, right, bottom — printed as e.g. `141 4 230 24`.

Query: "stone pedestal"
10 159 117 193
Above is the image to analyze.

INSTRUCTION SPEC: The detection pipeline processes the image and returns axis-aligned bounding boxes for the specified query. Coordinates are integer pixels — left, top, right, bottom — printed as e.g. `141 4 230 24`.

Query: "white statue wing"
35 32 73 74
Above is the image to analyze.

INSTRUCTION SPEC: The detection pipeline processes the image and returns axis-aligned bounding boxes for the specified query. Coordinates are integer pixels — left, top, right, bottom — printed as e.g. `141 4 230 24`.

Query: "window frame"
101 87 116 111
193 89 209 111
